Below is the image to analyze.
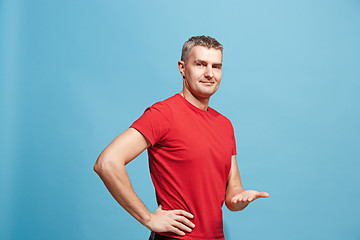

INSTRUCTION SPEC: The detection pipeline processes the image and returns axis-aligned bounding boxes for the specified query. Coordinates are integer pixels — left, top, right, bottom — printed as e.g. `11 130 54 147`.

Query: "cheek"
215 72 222 81
188 70 202 80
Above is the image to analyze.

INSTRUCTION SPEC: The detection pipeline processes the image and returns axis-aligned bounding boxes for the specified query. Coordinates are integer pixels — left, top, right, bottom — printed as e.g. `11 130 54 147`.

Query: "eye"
213 65 222 69
197 63 203 66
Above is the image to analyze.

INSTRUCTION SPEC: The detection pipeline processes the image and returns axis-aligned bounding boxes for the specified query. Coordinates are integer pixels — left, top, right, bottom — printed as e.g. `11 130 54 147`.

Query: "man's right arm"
94 128 195 236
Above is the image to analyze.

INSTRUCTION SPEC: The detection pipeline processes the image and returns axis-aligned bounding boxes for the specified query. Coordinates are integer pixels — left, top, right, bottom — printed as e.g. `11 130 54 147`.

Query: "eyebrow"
195 59 222 66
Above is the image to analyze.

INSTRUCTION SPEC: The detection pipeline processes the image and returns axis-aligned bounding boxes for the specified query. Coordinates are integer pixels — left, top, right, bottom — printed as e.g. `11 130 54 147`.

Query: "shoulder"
143 94 178 121
209 107 234 127
148 94 177 112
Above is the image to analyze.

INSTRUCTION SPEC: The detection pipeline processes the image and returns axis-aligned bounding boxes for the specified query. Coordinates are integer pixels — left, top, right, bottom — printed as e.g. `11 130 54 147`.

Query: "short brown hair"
181 35 223 63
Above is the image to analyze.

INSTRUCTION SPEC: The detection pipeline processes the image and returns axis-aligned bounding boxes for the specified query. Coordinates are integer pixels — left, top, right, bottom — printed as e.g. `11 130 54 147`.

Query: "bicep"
98 127 151 166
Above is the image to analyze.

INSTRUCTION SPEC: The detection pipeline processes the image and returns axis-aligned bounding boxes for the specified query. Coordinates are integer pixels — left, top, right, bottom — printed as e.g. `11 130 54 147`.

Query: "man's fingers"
169 226 185 236
232 197 242 204
241 195 249 202
173 220 193 233
173 209 194 219
150 207 196 235
246 196 253 202
257 192 270 198
175 215 195 228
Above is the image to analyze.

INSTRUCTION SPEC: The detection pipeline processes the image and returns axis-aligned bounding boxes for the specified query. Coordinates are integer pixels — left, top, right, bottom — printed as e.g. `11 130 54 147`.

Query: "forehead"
188 46 223 63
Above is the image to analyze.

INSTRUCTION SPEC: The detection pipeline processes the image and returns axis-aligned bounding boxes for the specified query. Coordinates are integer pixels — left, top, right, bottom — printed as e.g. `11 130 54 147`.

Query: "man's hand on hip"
146 205 195 236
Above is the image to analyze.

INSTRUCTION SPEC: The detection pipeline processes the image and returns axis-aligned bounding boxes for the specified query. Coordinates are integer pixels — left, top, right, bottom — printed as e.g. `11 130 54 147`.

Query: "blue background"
1 0 360 239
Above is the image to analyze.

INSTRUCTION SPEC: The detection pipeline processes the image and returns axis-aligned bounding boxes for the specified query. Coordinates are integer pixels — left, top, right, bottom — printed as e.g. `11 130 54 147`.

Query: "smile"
200 81 215 85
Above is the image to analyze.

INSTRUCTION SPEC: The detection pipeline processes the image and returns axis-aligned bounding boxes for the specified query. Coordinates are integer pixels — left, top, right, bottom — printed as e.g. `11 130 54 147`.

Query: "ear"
178 60 185 77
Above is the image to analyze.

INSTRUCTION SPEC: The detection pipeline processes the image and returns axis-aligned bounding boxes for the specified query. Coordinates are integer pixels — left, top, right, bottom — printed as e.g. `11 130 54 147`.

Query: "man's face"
179 46 223 99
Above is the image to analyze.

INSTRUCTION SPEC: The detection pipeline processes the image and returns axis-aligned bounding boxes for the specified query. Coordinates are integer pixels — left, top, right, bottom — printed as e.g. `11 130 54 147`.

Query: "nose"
204 66 214 79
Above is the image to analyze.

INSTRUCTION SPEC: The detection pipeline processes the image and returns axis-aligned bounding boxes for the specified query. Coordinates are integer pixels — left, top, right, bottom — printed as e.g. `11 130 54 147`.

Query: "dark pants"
149 232 181 240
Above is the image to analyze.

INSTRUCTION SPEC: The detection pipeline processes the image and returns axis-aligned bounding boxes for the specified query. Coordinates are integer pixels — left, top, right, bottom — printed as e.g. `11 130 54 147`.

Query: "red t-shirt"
131 94 236 240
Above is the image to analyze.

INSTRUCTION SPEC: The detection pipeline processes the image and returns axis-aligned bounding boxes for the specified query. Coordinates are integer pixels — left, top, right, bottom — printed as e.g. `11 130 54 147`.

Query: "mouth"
200 81 215 85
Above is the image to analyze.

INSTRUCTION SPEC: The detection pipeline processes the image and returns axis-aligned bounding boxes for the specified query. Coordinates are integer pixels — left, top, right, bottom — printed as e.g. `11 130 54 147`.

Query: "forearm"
94 159 152 228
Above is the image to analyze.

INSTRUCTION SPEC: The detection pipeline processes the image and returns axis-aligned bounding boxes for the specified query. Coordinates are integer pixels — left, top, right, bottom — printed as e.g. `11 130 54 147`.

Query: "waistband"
149 232 181 240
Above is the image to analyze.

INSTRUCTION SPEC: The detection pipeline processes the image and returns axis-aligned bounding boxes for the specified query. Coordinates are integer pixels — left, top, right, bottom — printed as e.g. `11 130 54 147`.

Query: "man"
94 36 269 240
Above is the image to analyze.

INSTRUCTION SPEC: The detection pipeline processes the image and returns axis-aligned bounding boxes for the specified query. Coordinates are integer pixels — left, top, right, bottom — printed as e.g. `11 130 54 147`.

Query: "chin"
198 91 217 98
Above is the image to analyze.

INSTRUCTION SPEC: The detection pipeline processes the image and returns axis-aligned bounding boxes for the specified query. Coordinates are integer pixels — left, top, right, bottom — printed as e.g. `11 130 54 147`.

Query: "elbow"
94 153 110 175
94 152 124 176
93 160 101 174
94 157 103 175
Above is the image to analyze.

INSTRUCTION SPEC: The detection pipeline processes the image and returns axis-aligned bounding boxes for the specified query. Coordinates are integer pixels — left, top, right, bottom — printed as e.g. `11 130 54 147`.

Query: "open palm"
230 190 269 211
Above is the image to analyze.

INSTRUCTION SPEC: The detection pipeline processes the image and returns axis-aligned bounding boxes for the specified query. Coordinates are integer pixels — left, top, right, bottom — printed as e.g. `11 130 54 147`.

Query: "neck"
179 89 210 111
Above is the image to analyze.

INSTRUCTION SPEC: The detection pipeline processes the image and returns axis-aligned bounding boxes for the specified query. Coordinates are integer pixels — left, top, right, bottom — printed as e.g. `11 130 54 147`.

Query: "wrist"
142 212 153 230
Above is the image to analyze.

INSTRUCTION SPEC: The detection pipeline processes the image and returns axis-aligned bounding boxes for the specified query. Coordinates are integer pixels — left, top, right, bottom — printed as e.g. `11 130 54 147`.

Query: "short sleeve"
130 102 172 146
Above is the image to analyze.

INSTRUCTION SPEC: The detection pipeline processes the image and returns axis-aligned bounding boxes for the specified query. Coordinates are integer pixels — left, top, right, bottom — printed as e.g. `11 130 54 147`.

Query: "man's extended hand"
229 190 269 211
146 205 195 236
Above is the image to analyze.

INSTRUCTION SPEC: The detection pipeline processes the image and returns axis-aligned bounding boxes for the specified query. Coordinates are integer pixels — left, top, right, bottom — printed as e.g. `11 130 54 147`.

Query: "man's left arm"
225 155 269 211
